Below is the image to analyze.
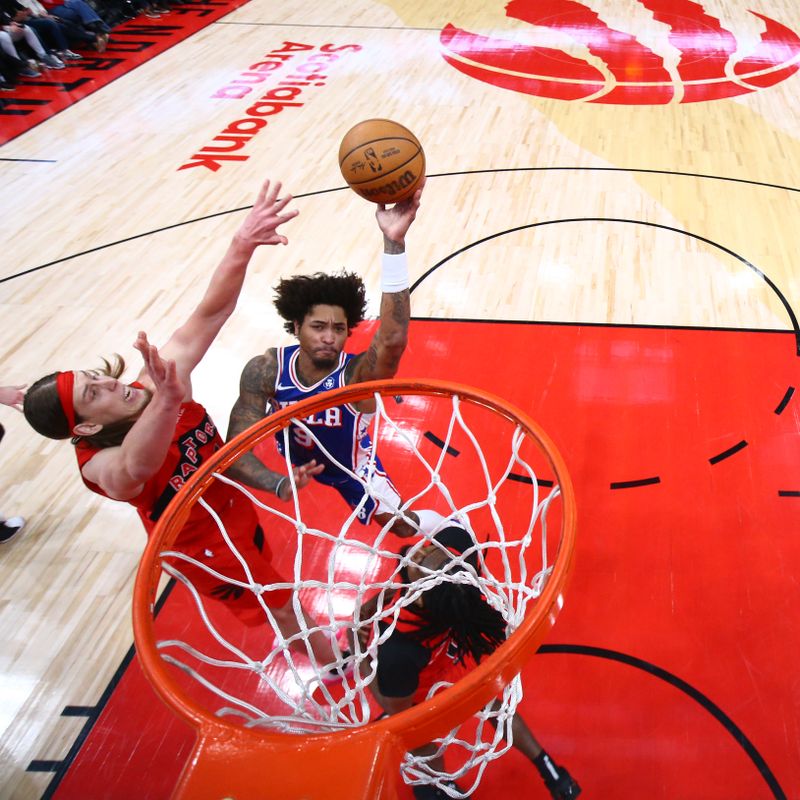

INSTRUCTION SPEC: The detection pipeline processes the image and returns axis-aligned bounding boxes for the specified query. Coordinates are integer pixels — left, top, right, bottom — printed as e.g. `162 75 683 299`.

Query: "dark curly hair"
273 271 367 336
405 571 507 666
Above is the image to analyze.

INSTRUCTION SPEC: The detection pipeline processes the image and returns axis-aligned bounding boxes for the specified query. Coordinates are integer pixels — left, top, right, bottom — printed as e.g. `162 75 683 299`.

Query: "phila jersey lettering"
270 345 399 524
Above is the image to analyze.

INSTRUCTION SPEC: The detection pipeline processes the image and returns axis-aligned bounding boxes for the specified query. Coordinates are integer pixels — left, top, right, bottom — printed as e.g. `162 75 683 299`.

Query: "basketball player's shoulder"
240 350 279 395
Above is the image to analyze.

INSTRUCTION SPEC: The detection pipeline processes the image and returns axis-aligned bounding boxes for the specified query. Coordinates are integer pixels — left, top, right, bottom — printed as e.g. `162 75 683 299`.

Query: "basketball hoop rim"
132 378 577 756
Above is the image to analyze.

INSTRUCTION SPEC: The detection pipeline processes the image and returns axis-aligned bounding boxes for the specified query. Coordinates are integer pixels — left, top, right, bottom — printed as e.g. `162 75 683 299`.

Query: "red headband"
55 371 77 431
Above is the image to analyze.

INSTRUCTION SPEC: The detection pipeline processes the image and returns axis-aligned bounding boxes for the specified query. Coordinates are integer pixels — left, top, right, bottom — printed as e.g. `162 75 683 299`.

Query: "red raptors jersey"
73 394 294 618
76 396 257 549
376 526 482 699
379 588 474 702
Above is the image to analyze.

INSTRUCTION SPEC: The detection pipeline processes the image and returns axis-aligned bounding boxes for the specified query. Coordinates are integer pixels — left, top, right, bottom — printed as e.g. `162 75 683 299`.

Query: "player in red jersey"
23 178 334 663
355 522 581 800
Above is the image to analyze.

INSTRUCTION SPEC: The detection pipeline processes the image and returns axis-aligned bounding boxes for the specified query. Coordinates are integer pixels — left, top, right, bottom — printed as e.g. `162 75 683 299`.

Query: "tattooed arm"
226 349 322 500
347 179 424 400
347 238 411 383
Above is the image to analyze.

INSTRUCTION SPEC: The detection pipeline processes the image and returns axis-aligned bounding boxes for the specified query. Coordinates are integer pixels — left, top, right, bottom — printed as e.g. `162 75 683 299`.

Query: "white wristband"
381 251 409 292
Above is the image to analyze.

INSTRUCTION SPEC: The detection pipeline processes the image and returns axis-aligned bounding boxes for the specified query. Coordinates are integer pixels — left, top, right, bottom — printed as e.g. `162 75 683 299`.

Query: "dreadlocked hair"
405 572 508 666
273 271 367 335
24 355 146 449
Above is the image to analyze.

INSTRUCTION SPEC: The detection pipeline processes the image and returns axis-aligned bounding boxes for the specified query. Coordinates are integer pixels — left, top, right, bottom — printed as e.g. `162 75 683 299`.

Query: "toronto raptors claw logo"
440 0 800 103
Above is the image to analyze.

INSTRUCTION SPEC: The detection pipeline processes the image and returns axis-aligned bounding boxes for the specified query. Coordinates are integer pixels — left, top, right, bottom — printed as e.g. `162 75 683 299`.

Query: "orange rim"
132 378 577 792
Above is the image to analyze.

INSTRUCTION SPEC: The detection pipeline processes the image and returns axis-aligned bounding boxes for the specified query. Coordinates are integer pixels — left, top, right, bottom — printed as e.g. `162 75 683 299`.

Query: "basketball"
338 119 425 204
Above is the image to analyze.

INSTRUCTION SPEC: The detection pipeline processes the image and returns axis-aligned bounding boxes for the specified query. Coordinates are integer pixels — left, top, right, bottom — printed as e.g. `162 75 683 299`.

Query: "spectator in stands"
1 0 65 67
12 0 82 60
45 0 109 32
6 0 82 61
46 0 108 51
0 31 43 73
0 36 32 82
102 0 171 25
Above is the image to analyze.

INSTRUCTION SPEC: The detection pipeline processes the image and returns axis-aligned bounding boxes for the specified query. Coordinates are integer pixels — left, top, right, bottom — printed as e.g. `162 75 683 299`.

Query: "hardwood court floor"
2 1 800 798
0 0 252 147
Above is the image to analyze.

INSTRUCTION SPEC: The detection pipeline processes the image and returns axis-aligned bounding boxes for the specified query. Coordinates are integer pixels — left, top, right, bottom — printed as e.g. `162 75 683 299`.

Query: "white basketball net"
151 388 565 798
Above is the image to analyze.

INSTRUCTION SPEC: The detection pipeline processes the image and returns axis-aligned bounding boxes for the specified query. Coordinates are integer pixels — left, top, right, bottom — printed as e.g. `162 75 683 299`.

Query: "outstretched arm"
0 384 26 412
225 350 323 499
151 178 298 391
81 333 185 500
347 178 425 387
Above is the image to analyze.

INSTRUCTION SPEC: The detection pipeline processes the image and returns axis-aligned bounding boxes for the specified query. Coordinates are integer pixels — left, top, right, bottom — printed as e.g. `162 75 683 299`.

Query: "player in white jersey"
227 179 427 536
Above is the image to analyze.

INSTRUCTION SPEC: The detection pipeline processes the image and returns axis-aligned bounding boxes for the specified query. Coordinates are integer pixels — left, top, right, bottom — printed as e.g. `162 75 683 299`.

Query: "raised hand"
134 331 184 405
375 175 425 246
277 459 325 501
236 179 299 247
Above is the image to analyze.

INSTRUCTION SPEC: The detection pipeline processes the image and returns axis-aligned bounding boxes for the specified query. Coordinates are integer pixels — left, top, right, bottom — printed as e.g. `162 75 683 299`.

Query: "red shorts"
170 523 292 626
